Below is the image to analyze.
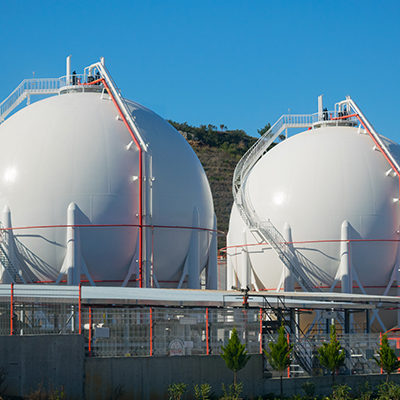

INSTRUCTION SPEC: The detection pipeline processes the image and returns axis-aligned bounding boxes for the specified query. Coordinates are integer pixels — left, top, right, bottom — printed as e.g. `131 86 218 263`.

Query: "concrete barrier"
0 335 84 399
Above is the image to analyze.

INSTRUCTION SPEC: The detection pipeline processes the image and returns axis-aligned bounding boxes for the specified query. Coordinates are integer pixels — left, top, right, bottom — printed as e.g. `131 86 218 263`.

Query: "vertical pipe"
78 284 82 335
380 332 383 374
259 308 263 355
149 307 153 356
206 308 209 355
88 306 92 356
10 283 13 336
66 55 71 85
100 78 143 287
287 333 290 378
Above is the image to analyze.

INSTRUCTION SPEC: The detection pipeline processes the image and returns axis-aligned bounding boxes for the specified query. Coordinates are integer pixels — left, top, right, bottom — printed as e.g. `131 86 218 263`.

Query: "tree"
317 324 345 385
264 324 293 399
220 328 251 387
374 333 400 381
257 123 271 136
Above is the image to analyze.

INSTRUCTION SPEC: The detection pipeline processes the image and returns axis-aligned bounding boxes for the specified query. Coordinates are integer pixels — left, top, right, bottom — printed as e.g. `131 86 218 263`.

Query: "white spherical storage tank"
0 78 216 288
227 103 400 317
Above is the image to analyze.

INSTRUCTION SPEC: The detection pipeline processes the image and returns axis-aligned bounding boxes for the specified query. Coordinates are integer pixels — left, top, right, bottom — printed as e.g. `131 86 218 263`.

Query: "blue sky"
0 1 399 139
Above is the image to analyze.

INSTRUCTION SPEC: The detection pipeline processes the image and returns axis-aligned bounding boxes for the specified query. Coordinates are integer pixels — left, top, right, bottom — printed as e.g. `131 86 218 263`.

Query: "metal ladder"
233 114 321 291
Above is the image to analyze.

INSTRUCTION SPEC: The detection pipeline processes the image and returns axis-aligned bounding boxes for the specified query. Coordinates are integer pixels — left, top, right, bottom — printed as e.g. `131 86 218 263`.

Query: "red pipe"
99 78 144 288
10 283 13 336
0 223 221 234
355 115 400 204
88 306 92 356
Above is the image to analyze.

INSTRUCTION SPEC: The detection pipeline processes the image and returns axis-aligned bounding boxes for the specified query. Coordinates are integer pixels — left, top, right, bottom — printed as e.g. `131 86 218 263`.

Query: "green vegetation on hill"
168 120 263 249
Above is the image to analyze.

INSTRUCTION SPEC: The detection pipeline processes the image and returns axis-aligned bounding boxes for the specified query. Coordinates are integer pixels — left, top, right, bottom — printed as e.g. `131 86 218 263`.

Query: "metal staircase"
0 242 25 284
261 297 313 375
337 96 400 176
233 114 322 291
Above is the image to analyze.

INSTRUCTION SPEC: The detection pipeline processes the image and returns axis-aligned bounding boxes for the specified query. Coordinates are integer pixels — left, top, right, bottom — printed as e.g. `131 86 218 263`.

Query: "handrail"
85 62 147 288
343 97 400 175
232 113 323 291
231 107 361 292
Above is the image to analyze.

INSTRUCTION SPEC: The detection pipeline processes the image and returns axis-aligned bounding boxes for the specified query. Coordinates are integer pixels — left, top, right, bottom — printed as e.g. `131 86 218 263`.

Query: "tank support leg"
336 220 352 294
206 213 218 290
187 207 200 289
283 223 294 292
1 205 22 283
240 229 249 289
59 203 94 286
226 231 234 290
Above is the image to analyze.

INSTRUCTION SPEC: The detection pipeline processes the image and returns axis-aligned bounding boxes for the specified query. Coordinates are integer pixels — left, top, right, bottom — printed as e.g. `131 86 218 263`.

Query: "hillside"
168 121 261 248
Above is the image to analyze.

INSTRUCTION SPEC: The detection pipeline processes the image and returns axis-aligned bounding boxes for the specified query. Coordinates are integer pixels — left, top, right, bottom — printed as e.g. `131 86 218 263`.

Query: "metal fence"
0 287 393 378
82 306 261 358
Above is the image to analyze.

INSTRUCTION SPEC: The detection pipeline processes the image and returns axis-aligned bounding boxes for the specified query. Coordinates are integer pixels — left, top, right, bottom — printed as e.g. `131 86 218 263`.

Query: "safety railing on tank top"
0 74 106 123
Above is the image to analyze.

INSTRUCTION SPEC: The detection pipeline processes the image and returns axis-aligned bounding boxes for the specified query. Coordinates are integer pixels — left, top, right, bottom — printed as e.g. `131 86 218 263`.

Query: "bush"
167 383 187 400
194 383 212 400
377 381 400 400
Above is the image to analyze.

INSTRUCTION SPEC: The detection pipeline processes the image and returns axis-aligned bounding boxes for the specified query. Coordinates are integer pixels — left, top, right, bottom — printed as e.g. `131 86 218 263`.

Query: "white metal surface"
229 125 400 289
0 82 214 287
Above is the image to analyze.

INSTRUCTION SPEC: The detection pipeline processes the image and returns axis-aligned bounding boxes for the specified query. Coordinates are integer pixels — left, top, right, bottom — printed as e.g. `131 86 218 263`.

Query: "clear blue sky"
1 1 399 139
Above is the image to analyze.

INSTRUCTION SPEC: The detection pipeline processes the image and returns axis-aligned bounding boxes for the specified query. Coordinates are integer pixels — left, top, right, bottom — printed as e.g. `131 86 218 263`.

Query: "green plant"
302 381 316 398
193 383 211 400
317 325 345 385
377 381 400 400
220 382 243 400
264 324 293 399
167 383 187 400
27 384 65 400
221 328 251 387
356 381 373 400
374 334 400 381
332 384 352 400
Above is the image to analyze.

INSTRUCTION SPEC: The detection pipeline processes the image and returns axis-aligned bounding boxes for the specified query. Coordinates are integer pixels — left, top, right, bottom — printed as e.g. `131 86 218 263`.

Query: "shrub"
167 383 187 400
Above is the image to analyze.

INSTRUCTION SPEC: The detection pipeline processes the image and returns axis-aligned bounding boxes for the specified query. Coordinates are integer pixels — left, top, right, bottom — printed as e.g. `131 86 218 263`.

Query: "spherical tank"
228 125 400 293
0 91 214 285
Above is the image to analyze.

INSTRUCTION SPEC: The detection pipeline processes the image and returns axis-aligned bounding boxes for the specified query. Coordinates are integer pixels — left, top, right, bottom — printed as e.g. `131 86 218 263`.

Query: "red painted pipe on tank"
99 78 144 288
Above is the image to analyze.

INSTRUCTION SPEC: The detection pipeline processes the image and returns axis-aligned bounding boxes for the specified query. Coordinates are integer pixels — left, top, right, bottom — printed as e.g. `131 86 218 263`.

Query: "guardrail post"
10 283 13 336
149 307 153 356
259 308 263 354
287 333 290 378
206 308 209 355
78 284 82 335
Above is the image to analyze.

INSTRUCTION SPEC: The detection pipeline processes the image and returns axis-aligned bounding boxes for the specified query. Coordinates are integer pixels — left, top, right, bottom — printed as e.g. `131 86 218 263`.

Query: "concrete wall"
0 335 399 400
85 355 400 400
85 355 263 400
0 335 84 399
